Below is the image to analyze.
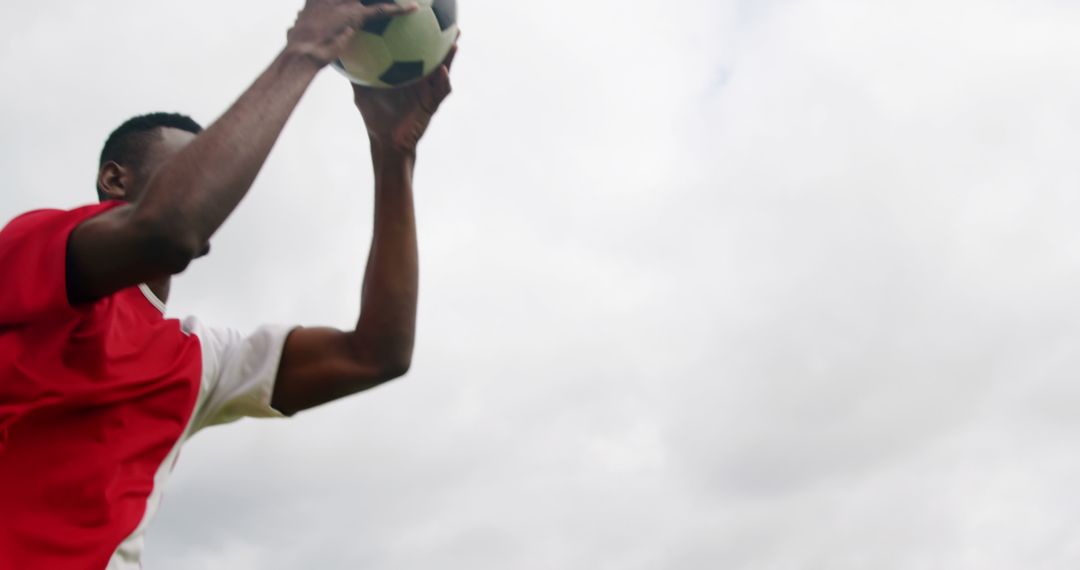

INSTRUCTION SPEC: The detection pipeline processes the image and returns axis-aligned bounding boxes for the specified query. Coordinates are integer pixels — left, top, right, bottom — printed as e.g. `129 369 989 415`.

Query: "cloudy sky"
5 0 1080 567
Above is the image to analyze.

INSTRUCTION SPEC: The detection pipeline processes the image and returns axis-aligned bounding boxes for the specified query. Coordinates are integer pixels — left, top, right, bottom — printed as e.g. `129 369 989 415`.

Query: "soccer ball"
332 0 458 88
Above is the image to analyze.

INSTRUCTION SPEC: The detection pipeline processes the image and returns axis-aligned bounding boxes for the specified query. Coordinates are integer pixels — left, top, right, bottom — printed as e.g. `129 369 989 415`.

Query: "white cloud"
5 0 1080 568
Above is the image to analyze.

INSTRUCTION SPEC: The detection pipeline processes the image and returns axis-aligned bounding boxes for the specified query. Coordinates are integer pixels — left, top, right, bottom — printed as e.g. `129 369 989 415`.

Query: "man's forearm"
133 49 321 253
350 143 419 372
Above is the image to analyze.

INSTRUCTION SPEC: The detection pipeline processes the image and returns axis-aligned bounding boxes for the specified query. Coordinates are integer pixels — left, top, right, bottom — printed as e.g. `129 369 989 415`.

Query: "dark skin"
69 0 457 416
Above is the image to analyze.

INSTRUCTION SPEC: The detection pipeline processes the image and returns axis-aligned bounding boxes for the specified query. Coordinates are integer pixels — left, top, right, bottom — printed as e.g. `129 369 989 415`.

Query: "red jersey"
0 204 292 569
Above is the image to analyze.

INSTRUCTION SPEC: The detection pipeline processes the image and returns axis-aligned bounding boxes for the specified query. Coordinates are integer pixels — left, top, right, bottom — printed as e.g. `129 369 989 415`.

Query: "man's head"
97 112 203 203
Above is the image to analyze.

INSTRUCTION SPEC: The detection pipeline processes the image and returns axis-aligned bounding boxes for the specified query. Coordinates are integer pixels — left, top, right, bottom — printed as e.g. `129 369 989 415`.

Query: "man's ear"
97 161 133 202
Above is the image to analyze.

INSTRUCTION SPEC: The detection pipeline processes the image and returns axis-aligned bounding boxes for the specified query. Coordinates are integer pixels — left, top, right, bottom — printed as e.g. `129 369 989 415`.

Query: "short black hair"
97 112 203 201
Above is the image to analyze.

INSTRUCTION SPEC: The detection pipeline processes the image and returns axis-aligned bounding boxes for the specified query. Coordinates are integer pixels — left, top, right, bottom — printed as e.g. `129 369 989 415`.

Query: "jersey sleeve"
183 317 296 433
0 204 118 325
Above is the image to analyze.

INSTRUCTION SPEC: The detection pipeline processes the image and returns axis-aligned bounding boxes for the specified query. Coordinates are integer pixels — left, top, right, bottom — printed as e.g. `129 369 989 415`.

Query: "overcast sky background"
5 0 1080 568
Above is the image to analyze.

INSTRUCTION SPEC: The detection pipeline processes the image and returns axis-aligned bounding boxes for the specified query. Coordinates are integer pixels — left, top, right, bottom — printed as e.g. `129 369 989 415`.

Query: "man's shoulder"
1 202 124 238
1 208 68 235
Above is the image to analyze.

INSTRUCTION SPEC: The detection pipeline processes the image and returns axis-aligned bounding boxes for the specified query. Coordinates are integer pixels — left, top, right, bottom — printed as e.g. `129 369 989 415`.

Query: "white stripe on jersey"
108 316 294 569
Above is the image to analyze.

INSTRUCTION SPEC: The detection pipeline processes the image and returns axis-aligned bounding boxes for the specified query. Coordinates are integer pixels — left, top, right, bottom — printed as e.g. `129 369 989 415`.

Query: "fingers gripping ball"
333 0 458 88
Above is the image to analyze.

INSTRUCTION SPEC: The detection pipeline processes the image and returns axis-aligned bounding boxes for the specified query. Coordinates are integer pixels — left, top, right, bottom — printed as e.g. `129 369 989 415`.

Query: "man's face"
123 127 198 203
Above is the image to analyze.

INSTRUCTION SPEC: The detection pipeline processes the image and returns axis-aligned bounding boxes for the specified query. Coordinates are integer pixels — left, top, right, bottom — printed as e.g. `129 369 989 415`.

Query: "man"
0 1 456 567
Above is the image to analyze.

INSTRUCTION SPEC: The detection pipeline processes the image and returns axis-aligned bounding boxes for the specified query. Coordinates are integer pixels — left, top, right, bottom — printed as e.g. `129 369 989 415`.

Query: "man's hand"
287 0 418 67
353 40 458 152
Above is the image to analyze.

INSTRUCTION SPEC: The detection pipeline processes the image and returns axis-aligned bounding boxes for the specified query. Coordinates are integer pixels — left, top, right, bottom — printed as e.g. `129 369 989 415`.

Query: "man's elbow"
377 352 412 381
134 217 205 275
152 237 199 275
346 332 414 384
370 339 414 381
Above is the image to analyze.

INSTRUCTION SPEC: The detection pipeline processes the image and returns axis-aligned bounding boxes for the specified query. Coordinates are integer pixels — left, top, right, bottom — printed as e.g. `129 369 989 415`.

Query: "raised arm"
271 44 457 416
66 0 417 305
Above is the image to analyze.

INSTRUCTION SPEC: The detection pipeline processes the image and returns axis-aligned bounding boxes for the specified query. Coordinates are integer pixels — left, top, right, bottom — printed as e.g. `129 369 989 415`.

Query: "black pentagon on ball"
431 0 457 31
360 0 397 35
380 61 425 86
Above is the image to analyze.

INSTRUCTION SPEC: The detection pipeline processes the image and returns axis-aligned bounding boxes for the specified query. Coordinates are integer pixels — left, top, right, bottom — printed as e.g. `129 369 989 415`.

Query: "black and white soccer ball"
332 0 458 88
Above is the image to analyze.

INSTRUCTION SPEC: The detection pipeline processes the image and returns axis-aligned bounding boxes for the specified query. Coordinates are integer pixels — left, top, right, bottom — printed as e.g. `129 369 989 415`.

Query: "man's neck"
146 277 171 305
